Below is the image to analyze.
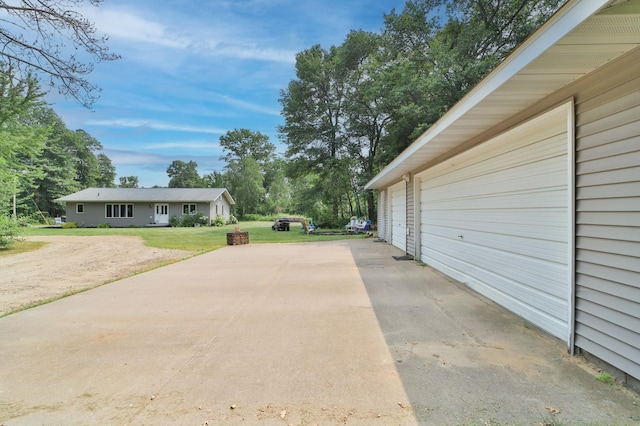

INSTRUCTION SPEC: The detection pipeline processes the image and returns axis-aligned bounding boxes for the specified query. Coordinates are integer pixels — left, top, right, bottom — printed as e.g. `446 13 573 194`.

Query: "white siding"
377 190 386 241
574 61 640 381
406 177 416 257
419 103 571 342
390 181 407 252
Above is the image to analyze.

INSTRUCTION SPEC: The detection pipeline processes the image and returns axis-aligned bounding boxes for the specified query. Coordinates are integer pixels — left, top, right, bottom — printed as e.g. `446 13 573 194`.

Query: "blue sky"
48 0 407 188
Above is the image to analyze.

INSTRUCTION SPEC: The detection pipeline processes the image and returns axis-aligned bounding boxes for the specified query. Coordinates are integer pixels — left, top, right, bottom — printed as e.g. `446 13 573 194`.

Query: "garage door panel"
422 236 568 297
424 133 567 191
419 103 571 342
423 210 566 240
422 246 569 337
423 159 567 201
422 225 568 263
424 191 568 212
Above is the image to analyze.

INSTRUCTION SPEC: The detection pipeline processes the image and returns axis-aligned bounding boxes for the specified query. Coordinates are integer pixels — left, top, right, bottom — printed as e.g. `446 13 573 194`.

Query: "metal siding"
413 178 422 260
377 191 386 240
406 178 415 256
419 104 571 341
390 182 407 251
575 64 640 381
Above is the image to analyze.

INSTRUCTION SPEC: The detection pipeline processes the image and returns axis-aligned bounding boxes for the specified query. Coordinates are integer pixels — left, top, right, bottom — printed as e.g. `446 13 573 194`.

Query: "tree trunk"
366 190 376 224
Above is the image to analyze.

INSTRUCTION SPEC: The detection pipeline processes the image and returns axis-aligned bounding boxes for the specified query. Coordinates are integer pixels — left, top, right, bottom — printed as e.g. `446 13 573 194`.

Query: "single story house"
56 188 235 227
366 0 640 388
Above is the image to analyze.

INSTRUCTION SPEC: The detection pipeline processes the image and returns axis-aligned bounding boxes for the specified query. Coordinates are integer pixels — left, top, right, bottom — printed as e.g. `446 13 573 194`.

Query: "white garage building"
366 0 640 388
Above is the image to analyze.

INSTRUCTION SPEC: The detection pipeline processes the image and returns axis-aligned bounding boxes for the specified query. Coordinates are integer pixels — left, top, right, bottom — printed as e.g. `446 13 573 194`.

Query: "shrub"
97 222 111 228
62 221 78 229
242 213 274 221
214 214 226 227
170 211 209 227
18 212 47 225
227 214 238 225
0 215 25 248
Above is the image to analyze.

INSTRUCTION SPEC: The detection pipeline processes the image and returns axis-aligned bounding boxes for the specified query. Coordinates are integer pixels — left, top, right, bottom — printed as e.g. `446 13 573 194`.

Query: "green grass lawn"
18 221 365 255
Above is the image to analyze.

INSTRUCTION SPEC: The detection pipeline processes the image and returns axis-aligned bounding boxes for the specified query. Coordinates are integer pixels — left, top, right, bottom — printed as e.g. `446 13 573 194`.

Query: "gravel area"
0 235 190 316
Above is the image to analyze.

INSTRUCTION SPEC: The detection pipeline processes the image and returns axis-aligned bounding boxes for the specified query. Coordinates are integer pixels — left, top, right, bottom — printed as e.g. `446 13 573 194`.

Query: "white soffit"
365 0 640 190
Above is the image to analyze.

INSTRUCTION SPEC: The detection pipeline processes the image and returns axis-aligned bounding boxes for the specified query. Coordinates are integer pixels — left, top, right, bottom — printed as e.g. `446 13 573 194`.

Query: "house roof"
56 188 236 205
365 0 640 190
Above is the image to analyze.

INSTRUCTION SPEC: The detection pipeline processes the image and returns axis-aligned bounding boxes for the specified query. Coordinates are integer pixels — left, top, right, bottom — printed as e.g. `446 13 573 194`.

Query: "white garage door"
419 103 572 342
390 181 407 252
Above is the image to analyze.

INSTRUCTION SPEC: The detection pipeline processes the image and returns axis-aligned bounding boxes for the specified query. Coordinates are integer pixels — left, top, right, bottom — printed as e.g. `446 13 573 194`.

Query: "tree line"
278 0 566 225
0 72 117 220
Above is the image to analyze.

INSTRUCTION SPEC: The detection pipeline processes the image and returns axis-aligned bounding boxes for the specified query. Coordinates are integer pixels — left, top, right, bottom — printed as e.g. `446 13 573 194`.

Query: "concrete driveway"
1 239 638 425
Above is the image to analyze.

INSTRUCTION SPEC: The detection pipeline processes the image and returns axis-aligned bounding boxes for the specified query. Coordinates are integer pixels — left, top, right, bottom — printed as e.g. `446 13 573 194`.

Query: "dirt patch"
0 235 191 316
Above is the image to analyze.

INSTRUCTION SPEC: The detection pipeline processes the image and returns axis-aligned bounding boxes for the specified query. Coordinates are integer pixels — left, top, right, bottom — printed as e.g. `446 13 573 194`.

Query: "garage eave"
365 0 640 190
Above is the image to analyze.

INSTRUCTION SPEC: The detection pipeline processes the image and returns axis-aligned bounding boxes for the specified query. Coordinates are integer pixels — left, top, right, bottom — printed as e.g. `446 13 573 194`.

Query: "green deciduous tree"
29 109 83 216
227 157 265 218
0 70 47 216
218 129 284 217
381 0 566 154
167 160 203 188
71 129 102 188
1 67 116 219
96 153 116 187
279 44 351 223
219 129 275 167
202 171 227 189
12 107 114 218
263 158 292 215
0 214 25 248
279 0 566 226
119 176 139 188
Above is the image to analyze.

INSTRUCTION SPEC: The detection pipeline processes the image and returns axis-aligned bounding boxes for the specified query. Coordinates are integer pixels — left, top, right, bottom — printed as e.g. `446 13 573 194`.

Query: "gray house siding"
57 188 235 228
65 201 217 227
573 49 640 385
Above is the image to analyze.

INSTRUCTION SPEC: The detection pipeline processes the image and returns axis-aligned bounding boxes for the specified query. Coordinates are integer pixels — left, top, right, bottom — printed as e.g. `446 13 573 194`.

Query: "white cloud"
208 92 281 116
145 141 220 151
105 149 169 165
87 3 296 63
86 118 227 135
84 7 189 49
199 41 296 64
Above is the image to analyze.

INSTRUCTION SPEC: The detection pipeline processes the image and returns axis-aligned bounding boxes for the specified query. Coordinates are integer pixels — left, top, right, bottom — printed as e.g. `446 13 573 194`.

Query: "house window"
105 204 134 218
183 204 197 215
76 203 84 214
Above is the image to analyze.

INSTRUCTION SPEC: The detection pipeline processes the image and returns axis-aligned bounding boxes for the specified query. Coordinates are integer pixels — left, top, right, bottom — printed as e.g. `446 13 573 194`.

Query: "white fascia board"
223 189 236 205
365 0 611 190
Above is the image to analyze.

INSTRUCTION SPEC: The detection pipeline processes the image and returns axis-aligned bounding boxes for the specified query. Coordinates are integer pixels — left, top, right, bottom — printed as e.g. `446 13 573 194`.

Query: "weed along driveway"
1 239 639 425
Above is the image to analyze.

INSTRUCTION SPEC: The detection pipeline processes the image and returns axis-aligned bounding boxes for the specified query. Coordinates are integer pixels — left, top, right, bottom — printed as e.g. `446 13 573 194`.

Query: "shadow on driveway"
349 239 640 425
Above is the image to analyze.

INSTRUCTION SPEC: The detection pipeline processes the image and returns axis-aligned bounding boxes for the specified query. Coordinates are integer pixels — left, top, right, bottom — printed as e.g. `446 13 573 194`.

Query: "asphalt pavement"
1 239 638 425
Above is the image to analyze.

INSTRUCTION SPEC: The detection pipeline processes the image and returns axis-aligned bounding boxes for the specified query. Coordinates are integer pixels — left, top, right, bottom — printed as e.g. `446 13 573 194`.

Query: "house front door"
154 203 169 224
